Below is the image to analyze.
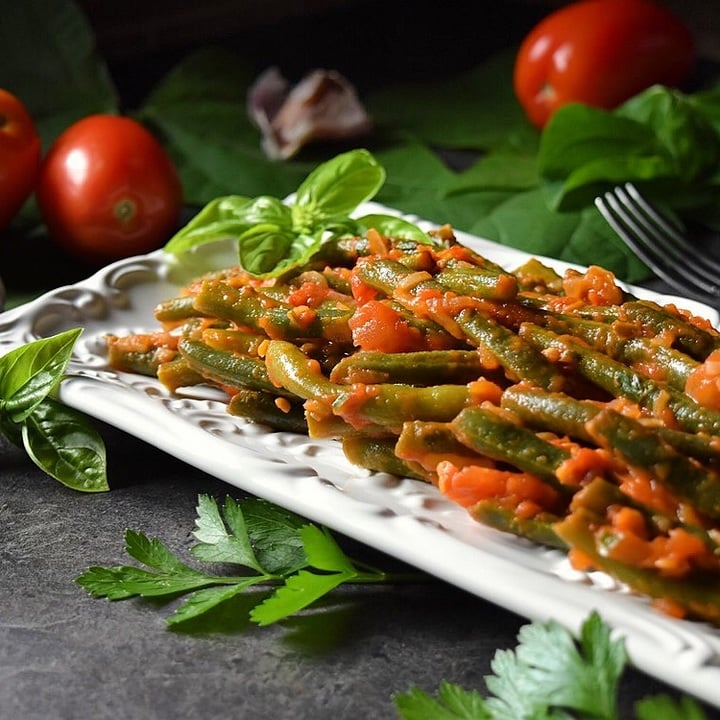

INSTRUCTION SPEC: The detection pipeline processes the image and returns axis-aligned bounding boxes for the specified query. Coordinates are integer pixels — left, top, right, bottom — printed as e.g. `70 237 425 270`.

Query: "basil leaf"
165 151 391 277
355 213 430 244
314 216 363 239
165 195 293 257
447 151 540 192
545 154 673 213
22 397 108 492
237 224 298 275
164 195 254 254
618 86 720 183
690 85 720 136
538 104 662 211
0 328 81 423
538 88 720 216
374 142 473 223
0 414 23 448
292 149 385 227
242 195 293 227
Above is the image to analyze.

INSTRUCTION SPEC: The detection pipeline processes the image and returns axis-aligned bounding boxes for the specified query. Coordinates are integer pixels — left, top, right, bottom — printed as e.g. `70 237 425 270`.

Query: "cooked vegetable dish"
107 227 720 625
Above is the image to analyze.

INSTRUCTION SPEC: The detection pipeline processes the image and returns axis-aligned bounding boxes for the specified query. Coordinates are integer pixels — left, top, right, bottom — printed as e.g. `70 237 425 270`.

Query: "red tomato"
37 114 183 264
513 0 695 128
0 89 41 231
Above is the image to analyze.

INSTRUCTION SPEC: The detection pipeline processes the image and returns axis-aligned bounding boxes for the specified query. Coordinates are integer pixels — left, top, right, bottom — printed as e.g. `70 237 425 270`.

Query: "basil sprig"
163 148 430 276
0 328 108 492
538 85 720 221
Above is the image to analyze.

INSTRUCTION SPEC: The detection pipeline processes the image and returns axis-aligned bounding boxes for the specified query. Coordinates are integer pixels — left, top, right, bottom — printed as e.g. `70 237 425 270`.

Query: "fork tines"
595 183 720 301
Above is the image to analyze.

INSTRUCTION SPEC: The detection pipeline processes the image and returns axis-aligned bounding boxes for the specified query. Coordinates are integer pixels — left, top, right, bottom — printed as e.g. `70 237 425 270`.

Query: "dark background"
82 1 554 110
77 0 719 101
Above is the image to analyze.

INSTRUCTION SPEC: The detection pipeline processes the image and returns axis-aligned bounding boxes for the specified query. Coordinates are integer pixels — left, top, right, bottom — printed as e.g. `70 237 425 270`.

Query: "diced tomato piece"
348 300 423 352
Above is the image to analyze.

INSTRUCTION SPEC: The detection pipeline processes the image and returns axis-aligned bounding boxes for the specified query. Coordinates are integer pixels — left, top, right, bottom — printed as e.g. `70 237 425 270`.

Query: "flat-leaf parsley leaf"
393 613 708 720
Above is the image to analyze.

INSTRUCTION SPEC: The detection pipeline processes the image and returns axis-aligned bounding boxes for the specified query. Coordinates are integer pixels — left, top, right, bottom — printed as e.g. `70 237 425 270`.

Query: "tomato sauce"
437 461 564 516
685 348 720 410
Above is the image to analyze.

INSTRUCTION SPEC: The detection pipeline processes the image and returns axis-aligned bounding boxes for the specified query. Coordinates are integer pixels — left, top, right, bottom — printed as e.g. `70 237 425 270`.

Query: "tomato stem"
115 198 137 224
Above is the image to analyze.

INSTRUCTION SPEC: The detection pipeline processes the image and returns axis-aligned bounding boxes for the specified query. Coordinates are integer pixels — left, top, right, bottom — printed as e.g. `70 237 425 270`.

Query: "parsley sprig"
393 612 709 720
75 493 414 627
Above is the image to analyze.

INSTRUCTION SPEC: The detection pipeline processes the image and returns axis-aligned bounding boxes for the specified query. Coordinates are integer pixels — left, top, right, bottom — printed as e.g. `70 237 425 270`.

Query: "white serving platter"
2 203 720 708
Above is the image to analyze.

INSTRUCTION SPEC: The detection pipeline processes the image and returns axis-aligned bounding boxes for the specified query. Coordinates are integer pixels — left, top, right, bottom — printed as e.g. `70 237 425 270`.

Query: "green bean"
263 339 343 403
556 506 720 626
341 435 429 481
105 348 166 377
154 295 207 323
305 413 389 440
355 257 565 389
395 420 489 478
197 327 267 356
315 235 443 268
450 406 571 489
193 280 353 344
390 298 460 343
105 340 176 377
540 312 699 390
501 383 720 465
512 258 564 294
435 262 519 301
178 338 294 397
471 501 567 550
156 357 206 392
264 340 479 432
227 389 307 433
353 256 432 299
575 300 720 361
457 309 565 389
520 323 720 435
586 408 720 520
334 380 477 432
617 337 699 389
446 245 510 275
329 349 490 386
500 384 597 443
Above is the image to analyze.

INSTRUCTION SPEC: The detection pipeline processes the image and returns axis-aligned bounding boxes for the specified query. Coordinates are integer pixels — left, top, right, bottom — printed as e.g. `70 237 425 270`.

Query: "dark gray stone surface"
0 421 701 719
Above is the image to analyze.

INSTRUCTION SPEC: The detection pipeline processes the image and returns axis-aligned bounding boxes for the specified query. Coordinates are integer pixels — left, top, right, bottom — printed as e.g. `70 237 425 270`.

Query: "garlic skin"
247 67 372 160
